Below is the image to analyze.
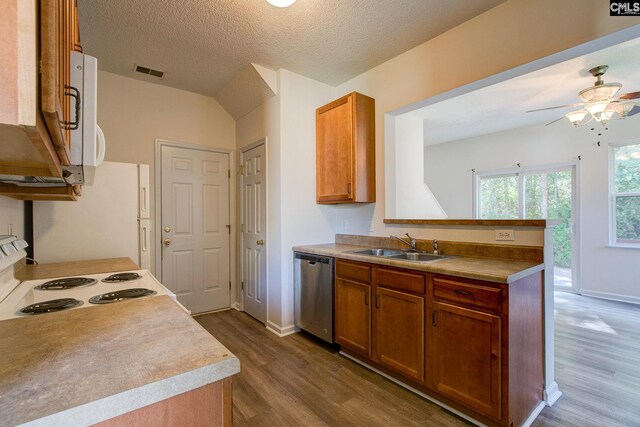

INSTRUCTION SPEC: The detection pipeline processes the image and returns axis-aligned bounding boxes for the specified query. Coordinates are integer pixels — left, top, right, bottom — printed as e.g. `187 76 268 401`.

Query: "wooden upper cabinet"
0 0 81 201
41 0 82 165
316 92 375 204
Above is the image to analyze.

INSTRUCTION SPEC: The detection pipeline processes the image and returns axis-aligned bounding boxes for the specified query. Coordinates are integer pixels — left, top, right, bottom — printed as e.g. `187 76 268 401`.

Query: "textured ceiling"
77 0 504 98
414 37 640 145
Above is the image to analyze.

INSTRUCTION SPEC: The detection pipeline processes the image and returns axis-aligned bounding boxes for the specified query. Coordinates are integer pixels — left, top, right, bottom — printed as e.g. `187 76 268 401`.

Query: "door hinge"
241 223 244 233
241 281 244 291
229 281 231 290
239 165 245 176
226 224 231 234
228 169 231 178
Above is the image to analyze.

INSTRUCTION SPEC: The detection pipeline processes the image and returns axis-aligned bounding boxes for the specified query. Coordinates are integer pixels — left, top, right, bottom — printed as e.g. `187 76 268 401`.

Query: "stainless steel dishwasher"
294 252 334 343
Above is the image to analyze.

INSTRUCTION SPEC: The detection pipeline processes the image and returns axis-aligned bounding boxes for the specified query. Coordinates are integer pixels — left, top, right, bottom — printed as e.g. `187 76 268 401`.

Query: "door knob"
163 238 172 246
256 239 264 246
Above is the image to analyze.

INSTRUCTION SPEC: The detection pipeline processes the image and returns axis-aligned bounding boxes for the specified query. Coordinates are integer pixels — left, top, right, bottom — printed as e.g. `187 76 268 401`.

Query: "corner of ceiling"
214 64 278 120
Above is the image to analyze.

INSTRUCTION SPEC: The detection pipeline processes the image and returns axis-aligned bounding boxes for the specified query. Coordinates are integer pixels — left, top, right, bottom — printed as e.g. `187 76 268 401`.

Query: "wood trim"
0 183 76 201
383 219 546 227
507 272 544 427
222 377 232 427
95 380 231 427
354 92 375 203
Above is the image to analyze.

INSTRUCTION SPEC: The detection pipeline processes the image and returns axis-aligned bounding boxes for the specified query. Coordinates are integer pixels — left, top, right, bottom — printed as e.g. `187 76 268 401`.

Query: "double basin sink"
348 248 449 263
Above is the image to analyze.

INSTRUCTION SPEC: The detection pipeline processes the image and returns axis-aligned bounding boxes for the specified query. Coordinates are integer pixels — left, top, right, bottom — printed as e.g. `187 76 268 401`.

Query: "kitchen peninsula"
0 259 239 426
294 232 546 427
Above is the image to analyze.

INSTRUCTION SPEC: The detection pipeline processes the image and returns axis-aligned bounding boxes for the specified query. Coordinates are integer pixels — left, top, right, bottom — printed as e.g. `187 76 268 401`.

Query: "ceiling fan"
527 65 640 127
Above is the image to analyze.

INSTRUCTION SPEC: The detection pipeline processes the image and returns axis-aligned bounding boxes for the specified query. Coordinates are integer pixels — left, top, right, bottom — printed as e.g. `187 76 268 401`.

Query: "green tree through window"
613 143 640 243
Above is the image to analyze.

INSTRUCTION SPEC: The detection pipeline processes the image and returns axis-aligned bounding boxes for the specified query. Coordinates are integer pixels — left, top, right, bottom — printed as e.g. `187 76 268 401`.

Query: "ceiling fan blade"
527 102 585 113
619 91 640 100
627 105 640 117
545 117 565 126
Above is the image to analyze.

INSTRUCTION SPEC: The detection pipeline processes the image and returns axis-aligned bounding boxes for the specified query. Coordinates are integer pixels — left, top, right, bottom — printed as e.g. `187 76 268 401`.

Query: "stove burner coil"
101 272 142 283
35 277 97 290
19 298 83 315
89 288 157 304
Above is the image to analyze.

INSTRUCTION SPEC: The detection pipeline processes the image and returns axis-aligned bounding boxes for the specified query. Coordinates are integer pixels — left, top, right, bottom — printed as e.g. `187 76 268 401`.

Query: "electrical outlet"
495 229 515 241
367 220 374 232
341 220 348 230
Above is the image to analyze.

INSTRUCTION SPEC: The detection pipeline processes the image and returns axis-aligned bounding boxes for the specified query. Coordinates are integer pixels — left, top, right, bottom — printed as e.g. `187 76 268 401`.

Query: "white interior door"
161 145 230 314
241 143 267 323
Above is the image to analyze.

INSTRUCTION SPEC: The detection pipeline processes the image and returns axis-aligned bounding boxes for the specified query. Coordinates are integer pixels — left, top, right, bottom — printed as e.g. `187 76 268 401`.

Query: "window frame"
610 141 640 247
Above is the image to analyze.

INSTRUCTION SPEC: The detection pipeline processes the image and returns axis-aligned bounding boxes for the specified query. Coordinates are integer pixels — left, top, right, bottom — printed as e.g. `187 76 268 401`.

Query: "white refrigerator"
33 161 152 269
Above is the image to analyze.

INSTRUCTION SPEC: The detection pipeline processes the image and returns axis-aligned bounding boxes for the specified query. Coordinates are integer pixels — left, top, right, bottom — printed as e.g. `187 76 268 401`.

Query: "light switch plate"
495 229 515 241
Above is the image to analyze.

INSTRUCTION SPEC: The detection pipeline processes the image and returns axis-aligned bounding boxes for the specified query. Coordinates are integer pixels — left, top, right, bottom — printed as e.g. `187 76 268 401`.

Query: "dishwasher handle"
294 252 333 265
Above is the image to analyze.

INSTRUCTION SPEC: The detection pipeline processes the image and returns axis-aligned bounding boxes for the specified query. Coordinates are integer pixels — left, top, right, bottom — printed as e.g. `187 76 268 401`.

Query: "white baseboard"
232 302 242 311
543 381 562 406
266 321 298 337
522 402 546 427
579 290 640 305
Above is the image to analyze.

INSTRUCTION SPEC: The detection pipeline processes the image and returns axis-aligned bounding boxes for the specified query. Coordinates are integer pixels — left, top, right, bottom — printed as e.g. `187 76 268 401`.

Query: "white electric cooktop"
0 269 177 320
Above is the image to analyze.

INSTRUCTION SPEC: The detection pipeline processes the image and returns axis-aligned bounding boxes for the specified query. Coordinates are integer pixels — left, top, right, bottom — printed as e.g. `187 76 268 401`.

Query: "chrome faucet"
390 233 416 251
433 239 439 255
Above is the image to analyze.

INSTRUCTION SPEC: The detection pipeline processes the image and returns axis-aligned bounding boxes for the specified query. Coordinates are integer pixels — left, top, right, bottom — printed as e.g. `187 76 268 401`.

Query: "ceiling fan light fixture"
266 0 296 7
566 110 589 127
578 82 622 102
610 100 637 118
585 100 610 116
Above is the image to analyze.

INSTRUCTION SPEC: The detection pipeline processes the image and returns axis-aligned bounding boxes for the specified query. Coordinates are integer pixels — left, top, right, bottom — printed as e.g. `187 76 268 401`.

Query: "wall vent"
134 64 165 79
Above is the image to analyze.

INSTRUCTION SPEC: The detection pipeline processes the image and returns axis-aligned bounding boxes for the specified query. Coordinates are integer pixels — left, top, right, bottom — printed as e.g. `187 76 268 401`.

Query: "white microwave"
69 51 106 186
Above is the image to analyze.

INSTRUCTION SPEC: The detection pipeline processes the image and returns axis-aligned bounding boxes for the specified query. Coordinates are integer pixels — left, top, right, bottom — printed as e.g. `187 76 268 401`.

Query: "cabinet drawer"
336 260 371 283
376 267 425 294
432 277 501 312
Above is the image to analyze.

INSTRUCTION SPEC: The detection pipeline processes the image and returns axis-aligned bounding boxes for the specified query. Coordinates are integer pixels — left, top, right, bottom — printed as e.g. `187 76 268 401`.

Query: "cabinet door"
335 278 370 357
429 301 501 420
316 95 354 203
375 288 424 383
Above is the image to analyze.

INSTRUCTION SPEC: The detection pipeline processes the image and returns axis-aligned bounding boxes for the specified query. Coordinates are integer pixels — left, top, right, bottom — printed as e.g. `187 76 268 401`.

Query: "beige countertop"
293 243 543 283
0 296 240 427
16 257 140 281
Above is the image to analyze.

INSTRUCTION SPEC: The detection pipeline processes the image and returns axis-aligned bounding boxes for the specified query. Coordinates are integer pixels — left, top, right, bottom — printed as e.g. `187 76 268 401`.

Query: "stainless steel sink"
387 252 449 262
349 248 403 257
348 248 448 263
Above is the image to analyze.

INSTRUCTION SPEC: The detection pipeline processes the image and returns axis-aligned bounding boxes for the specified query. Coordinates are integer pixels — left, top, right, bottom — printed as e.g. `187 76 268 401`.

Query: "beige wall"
235 0 640 331
0 196 23 239
333 0 640 241
97 71 236 274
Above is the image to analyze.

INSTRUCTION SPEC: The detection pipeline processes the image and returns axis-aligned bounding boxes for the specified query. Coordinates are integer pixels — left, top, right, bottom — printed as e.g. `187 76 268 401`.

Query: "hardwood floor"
195 292 640 427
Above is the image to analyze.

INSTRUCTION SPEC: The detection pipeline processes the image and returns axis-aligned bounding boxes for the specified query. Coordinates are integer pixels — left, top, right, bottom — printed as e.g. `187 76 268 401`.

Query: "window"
612 143 640 245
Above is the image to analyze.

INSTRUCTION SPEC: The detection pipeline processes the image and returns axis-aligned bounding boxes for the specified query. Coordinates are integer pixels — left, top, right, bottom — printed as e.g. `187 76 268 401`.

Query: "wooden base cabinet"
335 261 425 383
429 301 501 420
334 259 544 427
375 287 424 383
335 277 371 357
